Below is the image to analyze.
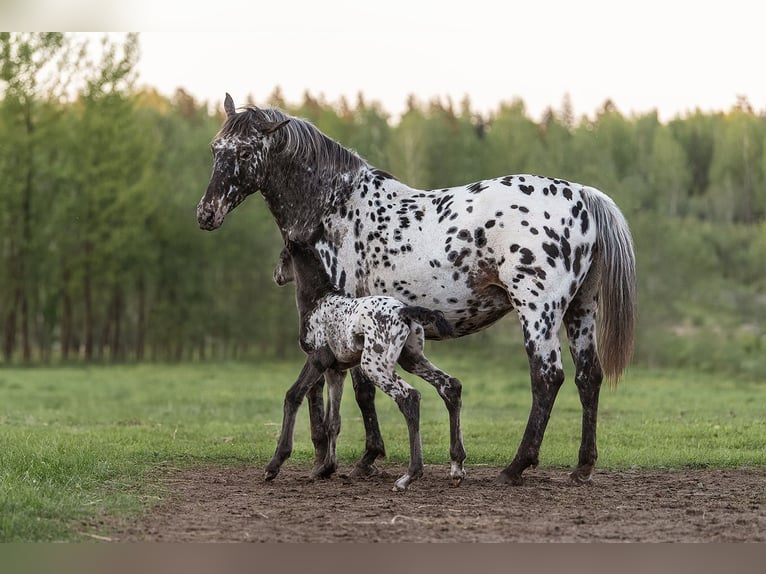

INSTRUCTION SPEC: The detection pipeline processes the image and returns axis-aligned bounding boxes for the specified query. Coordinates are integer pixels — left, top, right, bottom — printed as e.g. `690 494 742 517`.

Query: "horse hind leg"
498 307 566 486
398 334 466 486
564 286 603 484
360 349 423 492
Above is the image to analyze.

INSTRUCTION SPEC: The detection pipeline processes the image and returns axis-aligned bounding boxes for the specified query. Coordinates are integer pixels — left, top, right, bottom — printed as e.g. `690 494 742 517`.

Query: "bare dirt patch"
108 465 766 542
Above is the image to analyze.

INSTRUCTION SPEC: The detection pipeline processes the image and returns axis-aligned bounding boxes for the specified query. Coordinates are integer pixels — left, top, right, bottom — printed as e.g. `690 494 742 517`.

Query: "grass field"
1 352 765 541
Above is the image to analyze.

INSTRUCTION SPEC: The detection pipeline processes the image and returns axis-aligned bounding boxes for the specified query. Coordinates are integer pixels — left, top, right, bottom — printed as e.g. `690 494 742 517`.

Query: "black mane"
219 106 367 176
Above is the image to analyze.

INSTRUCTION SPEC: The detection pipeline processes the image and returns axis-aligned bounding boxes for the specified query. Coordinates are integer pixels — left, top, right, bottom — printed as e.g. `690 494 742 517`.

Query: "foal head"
273 247 294 286
197 93 290 230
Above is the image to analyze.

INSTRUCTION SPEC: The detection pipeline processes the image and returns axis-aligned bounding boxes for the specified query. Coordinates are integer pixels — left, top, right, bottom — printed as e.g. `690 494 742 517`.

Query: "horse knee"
440 376 462 407
284 386 305 408
395 387 421 418
448 376 462 396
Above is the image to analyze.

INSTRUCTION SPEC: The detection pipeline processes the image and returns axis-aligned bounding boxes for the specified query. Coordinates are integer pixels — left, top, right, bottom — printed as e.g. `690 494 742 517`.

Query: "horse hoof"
350 463 379 479
264 462 281 481
264 470 278 482
393 477 410 492
497 470 524 486
310 462 337 480
450 463 465 486
451 475 465 487
569 468 594 485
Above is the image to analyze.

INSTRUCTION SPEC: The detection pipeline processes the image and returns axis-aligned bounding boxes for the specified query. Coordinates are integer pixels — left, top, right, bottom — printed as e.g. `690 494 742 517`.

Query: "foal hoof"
393 475 411 492
350 462 380 479
569 466 594 485
450 463 466 487
264 462 281 481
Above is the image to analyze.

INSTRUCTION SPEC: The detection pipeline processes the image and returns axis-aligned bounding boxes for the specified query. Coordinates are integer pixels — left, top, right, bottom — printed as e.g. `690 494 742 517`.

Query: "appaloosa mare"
197 94 636 485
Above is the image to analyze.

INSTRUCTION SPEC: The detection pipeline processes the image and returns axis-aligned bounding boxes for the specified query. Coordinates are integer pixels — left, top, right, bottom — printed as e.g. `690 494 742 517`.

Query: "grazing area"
0 357 764 541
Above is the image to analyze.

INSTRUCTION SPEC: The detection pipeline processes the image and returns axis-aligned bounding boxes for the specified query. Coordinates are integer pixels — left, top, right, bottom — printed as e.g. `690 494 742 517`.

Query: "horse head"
197 93 290 230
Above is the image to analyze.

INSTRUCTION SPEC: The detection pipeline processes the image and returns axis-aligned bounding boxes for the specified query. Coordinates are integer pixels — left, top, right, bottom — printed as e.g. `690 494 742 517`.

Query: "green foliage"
0 362 764 540
0 33 763 377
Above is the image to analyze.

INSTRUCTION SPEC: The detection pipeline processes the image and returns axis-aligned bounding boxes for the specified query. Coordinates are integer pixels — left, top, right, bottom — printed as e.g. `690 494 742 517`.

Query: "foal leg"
265 357 325 481
390 380 423 492
361 351 423 492
349 366 386 477
564 279 603 484
498 308 565 486
399 340 466 485
311 368 345 479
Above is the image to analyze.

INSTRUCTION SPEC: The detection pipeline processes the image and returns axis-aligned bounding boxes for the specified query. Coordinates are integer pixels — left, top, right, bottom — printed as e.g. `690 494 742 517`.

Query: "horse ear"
224 93 236 118
261 118 291 135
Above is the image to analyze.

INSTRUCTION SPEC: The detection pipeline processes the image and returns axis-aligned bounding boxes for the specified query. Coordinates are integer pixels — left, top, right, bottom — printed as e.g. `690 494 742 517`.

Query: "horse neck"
261 156 364 239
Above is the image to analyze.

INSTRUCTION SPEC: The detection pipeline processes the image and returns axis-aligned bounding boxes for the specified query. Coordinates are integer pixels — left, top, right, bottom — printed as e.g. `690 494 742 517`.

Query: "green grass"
1 355 765 541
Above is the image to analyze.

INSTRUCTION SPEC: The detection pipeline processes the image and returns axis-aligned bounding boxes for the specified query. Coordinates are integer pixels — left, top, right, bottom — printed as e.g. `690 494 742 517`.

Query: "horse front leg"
306 376 329 476
311 368 345 479
498 339 565 486
265 358 324 481
349 366 386 477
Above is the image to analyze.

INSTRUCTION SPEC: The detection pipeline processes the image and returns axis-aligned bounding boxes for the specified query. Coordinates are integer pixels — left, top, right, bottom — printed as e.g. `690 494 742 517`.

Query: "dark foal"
266 240 466 491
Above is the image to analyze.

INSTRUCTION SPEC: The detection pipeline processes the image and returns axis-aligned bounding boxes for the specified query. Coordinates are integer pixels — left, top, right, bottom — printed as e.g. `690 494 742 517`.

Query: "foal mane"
219 106 368 176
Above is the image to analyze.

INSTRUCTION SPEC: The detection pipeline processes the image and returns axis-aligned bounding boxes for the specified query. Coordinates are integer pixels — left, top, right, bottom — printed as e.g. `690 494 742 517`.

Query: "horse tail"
580 186 637 387
399 306 454 338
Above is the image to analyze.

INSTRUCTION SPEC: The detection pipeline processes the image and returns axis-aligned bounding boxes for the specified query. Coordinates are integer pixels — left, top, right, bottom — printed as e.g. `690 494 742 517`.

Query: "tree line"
1 33 764 376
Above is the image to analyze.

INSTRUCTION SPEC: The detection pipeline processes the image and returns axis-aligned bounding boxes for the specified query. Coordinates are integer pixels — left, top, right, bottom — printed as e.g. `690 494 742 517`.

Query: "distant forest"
1 33 764 377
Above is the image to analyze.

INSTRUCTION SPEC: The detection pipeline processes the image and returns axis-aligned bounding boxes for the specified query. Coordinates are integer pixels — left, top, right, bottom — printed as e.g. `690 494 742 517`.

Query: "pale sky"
7 0 766 122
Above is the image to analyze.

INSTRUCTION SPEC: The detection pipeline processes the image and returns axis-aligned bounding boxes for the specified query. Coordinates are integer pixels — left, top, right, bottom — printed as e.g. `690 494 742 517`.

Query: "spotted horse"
266 238 464 491
197 93 637 486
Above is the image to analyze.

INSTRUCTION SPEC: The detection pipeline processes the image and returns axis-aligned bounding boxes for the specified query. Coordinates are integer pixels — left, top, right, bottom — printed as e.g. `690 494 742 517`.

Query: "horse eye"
239 149 253 161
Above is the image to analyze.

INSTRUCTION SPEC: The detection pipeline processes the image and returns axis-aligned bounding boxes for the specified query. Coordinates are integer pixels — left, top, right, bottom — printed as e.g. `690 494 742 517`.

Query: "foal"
266 240 466 491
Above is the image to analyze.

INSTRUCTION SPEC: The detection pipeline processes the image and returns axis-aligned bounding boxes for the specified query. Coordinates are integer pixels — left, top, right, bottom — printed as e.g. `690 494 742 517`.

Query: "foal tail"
399 306 454 338
581 186 637 387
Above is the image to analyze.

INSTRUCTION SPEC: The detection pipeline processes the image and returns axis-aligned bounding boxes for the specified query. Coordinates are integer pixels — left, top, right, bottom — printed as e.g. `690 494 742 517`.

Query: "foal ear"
260 118 291 135
224 93 236 118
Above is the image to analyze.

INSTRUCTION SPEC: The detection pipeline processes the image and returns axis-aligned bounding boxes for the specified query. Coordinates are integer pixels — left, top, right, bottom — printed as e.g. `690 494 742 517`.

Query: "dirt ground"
104 464 766 542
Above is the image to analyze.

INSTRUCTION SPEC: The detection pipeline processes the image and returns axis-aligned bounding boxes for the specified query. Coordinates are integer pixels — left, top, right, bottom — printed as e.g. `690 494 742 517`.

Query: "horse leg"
306 376 329 477
265 357 325 481
564 281 603 484
360 350 422 491
498 314 565 486
391 383 423 492
311 368 345 479
349 366 386 477
399 346 466 486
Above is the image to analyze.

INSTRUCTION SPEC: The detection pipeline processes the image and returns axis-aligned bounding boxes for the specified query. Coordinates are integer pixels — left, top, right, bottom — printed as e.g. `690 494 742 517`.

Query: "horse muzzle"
196 200 227 231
